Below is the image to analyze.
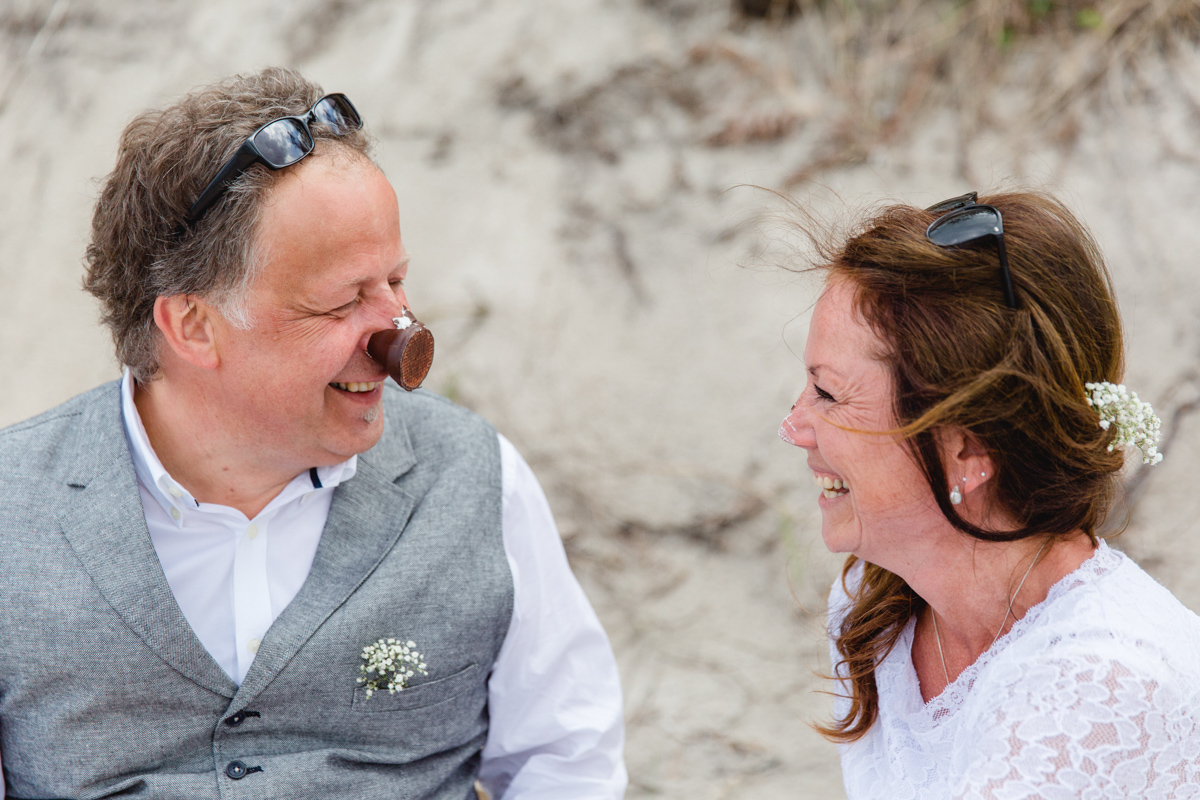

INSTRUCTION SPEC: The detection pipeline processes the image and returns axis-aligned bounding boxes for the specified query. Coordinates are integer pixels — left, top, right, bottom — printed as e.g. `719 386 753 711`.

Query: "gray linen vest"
0 381 513 800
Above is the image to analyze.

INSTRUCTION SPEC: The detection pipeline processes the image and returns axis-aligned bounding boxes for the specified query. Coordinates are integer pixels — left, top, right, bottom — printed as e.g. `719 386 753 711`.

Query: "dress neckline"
890 540 1124 726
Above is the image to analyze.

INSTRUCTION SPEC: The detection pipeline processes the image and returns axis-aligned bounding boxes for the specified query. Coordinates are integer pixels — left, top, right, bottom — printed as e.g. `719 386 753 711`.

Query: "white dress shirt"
1 373 624 800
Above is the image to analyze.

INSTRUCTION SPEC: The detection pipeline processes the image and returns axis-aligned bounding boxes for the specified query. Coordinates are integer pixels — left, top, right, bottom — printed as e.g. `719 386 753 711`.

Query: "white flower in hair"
357 637 429 698
1084 381 1164 465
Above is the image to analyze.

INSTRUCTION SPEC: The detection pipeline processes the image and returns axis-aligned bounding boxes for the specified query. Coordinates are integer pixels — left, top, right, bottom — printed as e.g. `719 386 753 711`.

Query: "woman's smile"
811 471 850 500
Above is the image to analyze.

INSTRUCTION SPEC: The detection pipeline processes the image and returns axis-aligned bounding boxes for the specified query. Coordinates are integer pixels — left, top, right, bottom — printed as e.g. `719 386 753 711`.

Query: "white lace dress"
828 542 1200 799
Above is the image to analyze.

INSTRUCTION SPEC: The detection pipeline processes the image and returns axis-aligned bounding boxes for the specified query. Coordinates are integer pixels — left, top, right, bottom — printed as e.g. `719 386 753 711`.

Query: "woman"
778 192 1200 798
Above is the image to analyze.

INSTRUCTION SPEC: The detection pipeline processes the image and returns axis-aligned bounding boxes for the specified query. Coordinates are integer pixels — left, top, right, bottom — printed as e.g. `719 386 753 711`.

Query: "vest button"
224 711 245 727
225 761 248 780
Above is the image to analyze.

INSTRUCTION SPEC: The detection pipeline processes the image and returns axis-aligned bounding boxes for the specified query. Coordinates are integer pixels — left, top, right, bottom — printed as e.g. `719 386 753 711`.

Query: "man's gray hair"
83 67 374 382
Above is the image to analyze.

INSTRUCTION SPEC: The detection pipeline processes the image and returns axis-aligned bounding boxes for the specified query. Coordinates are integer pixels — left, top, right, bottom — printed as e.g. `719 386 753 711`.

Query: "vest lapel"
54 383 238 699
232 397 418 706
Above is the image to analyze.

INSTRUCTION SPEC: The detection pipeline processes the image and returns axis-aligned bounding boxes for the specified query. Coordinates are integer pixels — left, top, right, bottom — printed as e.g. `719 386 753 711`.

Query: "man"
0 68 626 799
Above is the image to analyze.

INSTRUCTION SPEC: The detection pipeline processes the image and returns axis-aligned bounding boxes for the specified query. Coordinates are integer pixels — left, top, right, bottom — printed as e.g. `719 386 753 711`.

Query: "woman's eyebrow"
808 364 846 379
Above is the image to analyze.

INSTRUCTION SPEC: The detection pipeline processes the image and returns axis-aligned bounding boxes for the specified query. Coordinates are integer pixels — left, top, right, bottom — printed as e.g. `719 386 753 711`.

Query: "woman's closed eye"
814 384 836 402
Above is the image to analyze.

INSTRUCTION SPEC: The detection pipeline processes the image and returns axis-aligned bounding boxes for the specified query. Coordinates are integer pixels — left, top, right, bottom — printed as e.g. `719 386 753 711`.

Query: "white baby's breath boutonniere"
358 637 429 698
1085 381 1164 465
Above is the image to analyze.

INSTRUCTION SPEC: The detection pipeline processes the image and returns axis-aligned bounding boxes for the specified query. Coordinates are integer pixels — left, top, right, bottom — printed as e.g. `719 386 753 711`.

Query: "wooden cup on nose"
366 312 434 391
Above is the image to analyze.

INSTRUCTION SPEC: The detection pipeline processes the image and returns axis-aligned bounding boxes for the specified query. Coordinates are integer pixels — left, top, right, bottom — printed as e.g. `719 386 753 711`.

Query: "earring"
949 478 964 506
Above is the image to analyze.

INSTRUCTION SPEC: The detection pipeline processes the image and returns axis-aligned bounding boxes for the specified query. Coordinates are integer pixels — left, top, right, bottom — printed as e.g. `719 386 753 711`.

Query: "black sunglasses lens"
311 94 362 135
925 191 978 215
251 119 313 168
927 205 1002 247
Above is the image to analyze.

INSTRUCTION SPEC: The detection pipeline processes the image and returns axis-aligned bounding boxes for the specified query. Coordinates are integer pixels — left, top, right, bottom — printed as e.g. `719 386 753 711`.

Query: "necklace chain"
930 539 1050 687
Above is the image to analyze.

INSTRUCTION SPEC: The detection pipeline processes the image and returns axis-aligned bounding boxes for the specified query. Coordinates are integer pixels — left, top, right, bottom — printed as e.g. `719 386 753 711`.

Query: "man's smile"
329 381 382 393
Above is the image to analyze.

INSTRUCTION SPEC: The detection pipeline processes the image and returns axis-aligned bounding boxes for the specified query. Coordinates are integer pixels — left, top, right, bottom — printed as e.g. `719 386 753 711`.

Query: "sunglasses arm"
994 235 1018 309
183 142 263 228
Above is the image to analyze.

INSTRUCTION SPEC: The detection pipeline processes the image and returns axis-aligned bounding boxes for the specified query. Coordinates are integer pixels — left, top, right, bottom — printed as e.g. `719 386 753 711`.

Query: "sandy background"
2 1 1199 797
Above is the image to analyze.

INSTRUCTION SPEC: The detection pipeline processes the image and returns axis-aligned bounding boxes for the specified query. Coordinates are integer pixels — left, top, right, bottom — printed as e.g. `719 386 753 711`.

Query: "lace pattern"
828 543 1200 799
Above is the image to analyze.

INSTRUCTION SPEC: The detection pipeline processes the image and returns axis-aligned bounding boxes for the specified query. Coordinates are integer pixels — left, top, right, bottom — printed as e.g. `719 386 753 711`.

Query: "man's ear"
940 426 995 496
153 294 220 370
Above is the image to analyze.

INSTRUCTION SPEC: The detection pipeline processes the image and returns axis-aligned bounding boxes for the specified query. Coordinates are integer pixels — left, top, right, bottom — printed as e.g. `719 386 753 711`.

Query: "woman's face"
780 278 943 564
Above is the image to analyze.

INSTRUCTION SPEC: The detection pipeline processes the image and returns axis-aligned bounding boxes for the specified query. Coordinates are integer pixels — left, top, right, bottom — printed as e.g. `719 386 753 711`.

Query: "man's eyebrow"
330 255 411 290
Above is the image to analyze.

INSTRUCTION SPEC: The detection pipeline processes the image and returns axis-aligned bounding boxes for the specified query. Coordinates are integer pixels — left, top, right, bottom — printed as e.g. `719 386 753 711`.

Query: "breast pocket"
351 663 482 713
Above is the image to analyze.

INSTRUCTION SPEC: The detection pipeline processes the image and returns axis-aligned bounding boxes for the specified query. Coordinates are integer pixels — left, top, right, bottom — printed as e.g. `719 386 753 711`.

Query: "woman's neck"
901 531 1096 701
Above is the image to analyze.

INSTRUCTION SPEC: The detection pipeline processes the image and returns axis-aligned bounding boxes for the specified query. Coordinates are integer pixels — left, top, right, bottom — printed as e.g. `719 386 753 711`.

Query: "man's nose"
779 401 816 449
379 285 409 323
358 289 411 352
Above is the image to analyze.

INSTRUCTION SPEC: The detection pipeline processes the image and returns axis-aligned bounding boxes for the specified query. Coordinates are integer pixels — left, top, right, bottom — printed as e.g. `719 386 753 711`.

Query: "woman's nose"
779 401 816 449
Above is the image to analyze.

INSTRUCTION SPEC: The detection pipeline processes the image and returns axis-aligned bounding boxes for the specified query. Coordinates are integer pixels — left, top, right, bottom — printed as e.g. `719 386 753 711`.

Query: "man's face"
207 154 408 473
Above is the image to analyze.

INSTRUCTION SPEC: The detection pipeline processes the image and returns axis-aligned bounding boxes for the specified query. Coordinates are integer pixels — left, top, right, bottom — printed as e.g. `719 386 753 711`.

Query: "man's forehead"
248 157 405 299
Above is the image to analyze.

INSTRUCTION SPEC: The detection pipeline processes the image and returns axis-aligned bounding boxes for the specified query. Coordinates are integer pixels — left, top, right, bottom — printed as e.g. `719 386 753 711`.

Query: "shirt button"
169 507 181 521
224 711 246 727
225 760 248 780
168 486 183 499
247 638 260 654
247 523 258 540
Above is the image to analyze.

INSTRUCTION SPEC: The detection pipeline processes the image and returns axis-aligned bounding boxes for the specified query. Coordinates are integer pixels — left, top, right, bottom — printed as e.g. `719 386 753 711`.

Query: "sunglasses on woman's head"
925 192 1018 309
925 191 977 215
182 93 362 228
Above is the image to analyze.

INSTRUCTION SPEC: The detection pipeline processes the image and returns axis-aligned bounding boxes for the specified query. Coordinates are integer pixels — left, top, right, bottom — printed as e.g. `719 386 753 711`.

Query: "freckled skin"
779 278 943 568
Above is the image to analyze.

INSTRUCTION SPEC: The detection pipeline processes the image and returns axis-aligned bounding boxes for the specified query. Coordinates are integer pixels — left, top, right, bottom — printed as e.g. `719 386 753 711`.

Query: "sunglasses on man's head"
182 93 362 228
925 192 1018 309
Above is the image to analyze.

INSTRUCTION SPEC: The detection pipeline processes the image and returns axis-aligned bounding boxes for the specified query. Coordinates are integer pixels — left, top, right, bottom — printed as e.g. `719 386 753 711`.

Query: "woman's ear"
940 426 996 496
153 294 220 371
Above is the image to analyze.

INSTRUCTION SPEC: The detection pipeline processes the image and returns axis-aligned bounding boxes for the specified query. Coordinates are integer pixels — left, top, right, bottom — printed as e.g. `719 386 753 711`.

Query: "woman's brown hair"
808 192 1126 742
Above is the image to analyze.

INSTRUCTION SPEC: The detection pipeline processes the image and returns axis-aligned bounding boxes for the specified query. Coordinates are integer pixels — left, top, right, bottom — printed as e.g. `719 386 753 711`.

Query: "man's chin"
318 404 386 462
353 405 387 451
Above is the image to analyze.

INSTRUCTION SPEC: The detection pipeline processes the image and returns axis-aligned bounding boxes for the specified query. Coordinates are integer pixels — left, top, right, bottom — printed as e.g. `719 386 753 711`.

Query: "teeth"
812 472 850 495
331 381 380 393
822 489 840 499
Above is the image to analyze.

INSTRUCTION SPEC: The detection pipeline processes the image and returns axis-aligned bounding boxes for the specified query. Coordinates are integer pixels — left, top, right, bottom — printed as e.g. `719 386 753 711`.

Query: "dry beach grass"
2 1 1200 797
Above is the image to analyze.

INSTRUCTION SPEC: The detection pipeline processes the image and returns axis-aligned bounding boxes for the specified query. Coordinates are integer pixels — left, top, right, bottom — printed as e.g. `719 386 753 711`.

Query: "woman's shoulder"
953 548 1200 798
995 542 1200 688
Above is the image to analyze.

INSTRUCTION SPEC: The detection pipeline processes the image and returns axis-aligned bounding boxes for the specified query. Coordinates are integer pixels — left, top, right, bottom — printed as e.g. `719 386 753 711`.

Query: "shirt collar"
119 369 357 527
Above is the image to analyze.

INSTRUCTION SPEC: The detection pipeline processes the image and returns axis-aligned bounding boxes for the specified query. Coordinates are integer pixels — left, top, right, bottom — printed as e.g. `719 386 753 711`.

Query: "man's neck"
133 376 297 519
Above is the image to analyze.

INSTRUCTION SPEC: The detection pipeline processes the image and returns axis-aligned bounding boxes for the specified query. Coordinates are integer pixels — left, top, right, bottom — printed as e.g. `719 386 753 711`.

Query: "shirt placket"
232 517 273 684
